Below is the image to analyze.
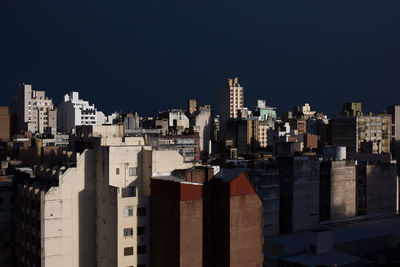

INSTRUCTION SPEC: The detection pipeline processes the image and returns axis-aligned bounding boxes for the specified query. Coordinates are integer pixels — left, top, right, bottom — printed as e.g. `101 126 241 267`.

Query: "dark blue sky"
1 0 400 116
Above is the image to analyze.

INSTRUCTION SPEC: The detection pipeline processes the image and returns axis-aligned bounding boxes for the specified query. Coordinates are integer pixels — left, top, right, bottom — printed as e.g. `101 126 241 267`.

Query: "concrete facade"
356 162 397 217
247 170 280 238
320 160 356 221
17 149 96 267
278 156 320 234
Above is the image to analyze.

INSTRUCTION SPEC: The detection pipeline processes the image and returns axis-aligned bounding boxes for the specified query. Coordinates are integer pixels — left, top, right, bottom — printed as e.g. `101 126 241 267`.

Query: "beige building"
219 77 244 137
12 83 57 134
18 125 192 267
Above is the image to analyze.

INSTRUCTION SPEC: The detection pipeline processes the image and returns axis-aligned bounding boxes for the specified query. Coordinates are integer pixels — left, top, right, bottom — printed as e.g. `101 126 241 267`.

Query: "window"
128 186 136 197
122 186 136 198
137 245 146 255
124 247 134 256
124 207 134 217
123 228 133 237
116 168 120 175
137 207 146 216
128 167 137 176
137 226 146 236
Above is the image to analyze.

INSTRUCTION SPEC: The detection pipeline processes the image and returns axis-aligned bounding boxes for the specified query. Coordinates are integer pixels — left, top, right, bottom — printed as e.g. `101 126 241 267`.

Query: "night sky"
1 0 400 116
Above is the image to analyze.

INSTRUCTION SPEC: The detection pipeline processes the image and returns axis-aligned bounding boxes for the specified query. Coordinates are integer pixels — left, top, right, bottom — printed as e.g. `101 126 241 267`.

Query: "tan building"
258 120 270 148
12 83 57 134
219 77 244 137
187 99 198 115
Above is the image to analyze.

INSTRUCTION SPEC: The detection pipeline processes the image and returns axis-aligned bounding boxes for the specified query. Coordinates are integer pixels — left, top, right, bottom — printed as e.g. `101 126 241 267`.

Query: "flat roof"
285 251 360 266
152 175 202 185
265 216 400 256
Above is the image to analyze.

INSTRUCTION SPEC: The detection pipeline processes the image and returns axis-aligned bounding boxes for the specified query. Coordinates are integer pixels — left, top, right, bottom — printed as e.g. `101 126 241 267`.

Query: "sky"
1 0 400 117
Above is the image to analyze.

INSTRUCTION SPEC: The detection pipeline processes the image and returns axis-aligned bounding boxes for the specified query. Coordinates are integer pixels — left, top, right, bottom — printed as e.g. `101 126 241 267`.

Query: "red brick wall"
230 194 263 267
0 107 10 141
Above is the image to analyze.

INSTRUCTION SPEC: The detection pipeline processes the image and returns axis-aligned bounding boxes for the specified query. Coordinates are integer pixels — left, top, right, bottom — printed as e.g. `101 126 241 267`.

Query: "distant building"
341 102 362 117
157 109 189 135
293 103 316 119
219 77 244 137
12 83 57 134
157 133 200 162
187 99 198 115
331 114 391 154
58 91 104 133
123 112 140 130
190 105 213 154
253 100 276 121
226 119 259 154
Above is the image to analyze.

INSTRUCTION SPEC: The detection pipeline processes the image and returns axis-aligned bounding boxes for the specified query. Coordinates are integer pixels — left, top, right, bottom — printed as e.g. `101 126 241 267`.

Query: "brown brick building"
0 107 10 141
151 177 203 267
151 170 263 267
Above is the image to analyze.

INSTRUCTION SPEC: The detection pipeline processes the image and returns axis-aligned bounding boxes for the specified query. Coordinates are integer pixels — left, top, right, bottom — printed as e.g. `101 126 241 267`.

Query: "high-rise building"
12 83 57 134
58 91 104 133
219 77 244 137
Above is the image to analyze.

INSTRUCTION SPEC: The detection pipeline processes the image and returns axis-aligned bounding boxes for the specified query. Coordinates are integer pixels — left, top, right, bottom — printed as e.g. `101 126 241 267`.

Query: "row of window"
123 207 147 217
123 226 146 237
116 167 138 176
124 245 146 256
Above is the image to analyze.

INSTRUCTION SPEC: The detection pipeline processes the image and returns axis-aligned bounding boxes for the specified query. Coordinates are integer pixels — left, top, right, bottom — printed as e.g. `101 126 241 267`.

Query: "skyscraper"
219 77 244 138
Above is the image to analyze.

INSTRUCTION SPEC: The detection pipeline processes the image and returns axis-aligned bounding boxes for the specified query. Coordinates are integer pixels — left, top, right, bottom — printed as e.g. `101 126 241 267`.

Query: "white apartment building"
12 83 57 134
190 105 213 153
18 125 192 267
58 91 105 133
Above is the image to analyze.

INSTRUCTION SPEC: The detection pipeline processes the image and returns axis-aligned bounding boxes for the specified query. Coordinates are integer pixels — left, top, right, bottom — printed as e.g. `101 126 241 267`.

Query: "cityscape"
0 78 399 266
